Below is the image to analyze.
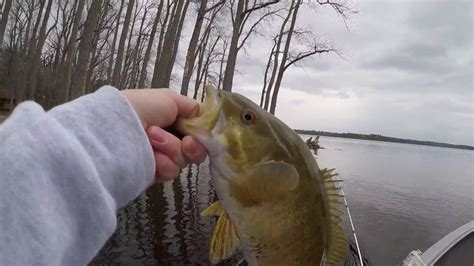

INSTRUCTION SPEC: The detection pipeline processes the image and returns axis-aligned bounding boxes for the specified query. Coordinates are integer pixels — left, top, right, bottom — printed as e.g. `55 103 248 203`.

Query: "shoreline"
295 130 474 151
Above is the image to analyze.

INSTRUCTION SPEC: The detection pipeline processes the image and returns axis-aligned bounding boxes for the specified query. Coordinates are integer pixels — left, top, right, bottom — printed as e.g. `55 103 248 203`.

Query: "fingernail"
150 126 166 143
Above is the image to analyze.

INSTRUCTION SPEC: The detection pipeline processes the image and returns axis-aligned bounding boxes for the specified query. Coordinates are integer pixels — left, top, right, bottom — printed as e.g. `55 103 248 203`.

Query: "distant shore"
295 129 474 151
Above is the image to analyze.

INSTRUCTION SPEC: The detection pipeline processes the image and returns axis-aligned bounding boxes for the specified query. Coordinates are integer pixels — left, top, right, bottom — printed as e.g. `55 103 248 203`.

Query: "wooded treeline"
0 0 353 113
296 129 474 151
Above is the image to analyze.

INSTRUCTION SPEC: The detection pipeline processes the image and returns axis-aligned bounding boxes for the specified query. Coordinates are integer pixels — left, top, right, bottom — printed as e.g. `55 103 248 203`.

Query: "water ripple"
91 137 473 265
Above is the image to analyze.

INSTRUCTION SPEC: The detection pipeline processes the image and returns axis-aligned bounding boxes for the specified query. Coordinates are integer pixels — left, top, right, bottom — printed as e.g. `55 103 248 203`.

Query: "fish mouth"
177 85 222 138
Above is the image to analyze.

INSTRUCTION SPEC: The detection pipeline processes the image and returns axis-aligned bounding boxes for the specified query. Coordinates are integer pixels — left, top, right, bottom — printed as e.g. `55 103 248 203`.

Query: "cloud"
177 0 473 145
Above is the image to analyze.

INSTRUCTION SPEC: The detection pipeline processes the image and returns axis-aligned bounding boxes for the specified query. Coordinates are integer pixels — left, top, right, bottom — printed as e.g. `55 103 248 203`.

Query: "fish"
177 86 348 265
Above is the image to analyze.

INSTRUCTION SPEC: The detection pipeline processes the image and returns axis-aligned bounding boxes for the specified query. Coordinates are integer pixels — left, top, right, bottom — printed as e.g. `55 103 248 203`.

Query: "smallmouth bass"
178 86 348 265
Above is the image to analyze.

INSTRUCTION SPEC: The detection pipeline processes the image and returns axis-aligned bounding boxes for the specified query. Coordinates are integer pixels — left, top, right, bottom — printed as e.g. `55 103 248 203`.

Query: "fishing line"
307 137 364 265
340 185 364 266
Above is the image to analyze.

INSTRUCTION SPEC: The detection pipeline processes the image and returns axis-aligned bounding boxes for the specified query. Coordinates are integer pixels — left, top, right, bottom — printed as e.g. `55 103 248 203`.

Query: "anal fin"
201 201 241 264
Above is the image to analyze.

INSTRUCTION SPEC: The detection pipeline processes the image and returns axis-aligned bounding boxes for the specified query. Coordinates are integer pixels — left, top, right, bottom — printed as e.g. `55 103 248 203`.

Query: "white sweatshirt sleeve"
0 86 155 266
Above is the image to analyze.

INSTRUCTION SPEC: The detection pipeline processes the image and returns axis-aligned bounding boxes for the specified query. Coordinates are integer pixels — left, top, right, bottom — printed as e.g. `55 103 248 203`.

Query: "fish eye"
241 110 257 125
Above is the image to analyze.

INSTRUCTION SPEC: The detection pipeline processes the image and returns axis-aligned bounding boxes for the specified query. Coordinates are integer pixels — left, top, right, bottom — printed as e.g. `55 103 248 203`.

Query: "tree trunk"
151 0 186 88
61 0 86 102
200 36 219 101
180 0 207 96
263 4 294 111
29 0 47 54
22 2 35 51
217 40 227 90
260 37 277 107
165 0 189 87
112 0 135 88
70 0 104 99
151 0 173 88
0 0 12 46
137 0 163 88
193 45 206 99
107 0 125 82
127 3 148 89
86 0 111 92
193 16 213 99
17 0 45 101
269 0 301 114
222 0 244 92
120 0 139 88
28 0 54 100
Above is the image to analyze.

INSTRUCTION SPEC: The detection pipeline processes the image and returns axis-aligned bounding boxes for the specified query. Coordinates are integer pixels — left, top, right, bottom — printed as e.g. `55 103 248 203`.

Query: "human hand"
122 89 207 183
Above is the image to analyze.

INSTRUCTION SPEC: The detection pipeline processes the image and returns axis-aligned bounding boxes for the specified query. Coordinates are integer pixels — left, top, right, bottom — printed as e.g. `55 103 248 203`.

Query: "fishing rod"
306 137 364 265
340 185 364 266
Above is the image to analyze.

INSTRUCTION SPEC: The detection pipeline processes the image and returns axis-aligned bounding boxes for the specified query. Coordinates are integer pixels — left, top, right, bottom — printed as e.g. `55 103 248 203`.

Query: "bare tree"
221 0 279 92
262 0 354 114
119 0 140 88
151 0 189 88
260 35 278 107
70 0 104 99
128 1 149 89
262 1 296 111
27 0 54 99
107 0 125 82
86 0 114 92
180 0 224 96
180 0 208 95
0 0 13 46
267 0 301 114
138 0 164 88
112 0 135 88
13 0 46 101
198 35 220 101
0 0 354 113
151 0 174 84
217 39 228 90
21 1 36 53
61 0 86 102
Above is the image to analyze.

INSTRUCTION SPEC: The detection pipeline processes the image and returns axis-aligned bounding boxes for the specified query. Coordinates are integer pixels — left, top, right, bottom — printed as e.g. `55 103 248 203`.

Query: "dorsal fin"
319 168 349 265
201 201 241 264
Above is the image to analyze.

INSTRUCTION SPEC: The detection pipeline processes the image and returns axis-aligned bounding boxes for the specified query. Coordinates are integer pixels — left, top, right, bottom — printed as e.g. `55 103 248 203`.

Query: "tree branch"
237 8 283 51
315 0 357 22
284 47 334 71
229 0 236 26
241 0 279 17
205 0 224 13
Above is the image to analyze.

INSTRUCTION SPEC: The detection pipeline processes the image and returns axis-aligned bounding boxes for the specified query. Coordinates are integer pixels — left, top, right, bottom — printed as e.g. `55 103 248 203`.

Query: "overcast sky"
176 0 473 145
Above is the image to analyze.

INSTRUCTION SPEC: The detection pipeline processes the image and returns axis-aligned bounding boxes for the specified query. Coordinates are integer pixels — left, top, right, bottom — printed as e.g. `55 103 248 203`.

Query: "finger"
167 91 200 118
182 136 207 164
122 89 178 128
147 126 187 168
154 151 180 182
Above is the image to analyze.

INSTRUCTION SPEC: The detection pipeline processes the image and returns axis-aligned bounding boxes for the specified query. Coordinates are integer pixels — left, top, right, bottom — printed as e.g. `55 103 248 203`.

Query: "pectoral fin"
201 201 241 264
229 161 300 207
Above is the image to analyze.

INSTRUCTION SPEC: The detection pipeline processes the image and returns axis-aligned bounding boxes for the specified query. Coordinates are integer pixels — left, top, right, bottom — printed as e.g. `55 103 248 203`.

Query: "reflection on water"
91 136 473 265
91 162 239 265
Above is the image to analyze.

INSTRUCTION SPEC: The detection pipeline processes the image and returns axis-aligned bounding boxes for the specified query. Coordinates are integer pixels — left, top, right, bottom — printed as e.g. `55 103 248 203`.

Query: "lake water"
91 136 473 265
